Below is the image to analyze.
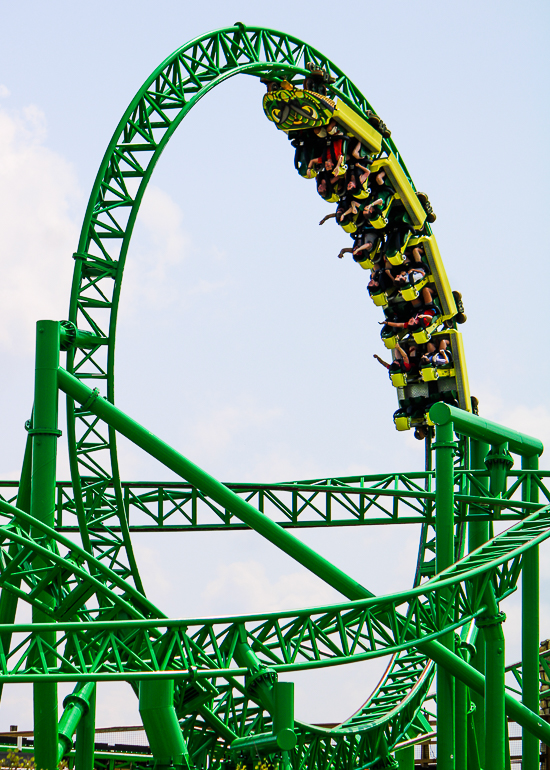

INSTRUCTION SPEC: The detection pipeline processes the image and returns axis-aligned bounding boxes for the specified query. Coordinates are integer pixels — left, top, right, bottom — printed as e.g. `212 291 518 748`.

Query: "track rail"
65 25 394 589
0 498 549 767
65 24 463 586
57 30 459 763
0 23 512 768
2 471 547 533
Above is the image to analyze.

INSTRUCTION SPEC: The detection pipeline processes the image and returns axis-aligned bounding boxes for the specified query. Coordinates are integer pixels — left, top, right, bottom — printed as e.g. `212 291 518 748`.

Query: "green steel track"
0 496 548 767
59 29 452 763
2 470 549 533
0 23 546 770
64 24 423 592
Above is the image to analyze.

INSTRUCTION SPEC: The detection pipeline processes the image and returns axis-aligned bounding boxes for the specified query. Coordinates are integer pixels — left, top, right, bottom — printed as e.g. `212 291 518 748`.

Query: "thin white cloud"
474 384 550 457
189 402 283 458
202 560 341 615
122 185 190 311
0 105 80 352
187 278 229 296
0 85 10 99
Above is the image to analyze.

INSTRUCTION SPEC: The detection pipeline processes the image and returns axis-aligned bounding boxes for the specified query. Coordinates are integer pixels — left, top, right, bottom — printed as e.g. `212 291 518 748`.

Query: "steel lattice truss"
1 469 547 534
64 25 416 594
1 499 545 683
1 23 547 770
0 495 548 768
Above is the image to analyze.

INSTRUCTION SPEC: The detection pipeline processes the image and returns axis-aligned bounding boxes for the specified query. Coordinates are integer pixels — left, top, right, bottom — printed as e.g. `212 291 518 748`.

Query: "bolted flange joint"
475 611 506 628
485 446 514 472
60 320 77 351
246 667 277 697
432 439 458 450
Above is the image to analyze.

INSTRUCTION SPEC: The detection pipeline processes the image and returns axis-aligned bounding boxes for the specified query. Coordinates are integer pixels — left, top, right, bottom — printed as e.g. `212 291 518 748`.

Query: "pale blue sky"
0 0 548 730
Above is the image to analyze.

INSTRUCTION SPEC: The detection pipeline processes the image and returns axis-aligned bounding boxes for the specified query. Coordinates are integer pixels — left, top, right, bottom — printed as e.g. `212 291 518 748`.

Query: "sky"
0 0 549 734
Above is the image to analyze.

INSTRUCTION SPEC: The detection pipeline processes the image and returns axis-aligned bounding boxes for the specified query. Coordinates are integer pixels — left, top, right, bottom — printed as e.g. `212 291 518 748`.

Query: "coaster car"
419 365 438 382
420 363 455 383
369 155 427 230
384 212 414 264
370 289 388 308
353 234 383 269
263 82 335 131
399 273 431 302
340 218 358 233
356 256 378 270
412 314 441 344
390 371 408 388
365 192 397 229
386 239 412 265
407 235 458 321
381 329 400 349
393 410 411 431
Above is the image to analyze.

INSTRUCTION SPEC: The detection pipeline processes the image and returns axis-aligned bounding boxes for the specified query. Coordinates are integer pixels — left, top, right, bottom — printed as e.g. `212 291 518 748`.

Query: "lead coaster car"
263 82 336 131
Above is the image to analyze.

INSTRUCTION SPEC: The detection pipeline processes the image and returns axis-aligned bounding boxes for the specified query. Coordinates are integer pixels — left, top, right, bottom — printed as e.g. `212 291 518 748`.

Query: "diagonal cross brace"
57 366 550 744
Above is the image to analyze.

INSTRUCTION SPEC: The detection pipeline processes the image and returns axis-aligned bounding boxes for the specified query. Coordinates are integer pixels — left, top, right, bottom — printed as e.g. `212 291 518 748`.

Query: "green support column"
31 321 60 770
57 682 96 767
480 591 506 770
435 421 456 770
466 706 482 770
469 439 490 762
485 443 513 501
139 679 188 769
455 675 467 769
395 745 414 768
522 454 540 770
75 685 96 770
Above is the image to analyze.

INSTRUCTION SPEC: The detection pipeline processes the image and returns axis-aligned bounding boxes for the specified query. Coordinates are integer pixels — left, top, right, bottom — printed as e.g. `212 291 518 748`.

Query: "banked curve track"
61 24 469 769
1 497 549 767
65 24 434 590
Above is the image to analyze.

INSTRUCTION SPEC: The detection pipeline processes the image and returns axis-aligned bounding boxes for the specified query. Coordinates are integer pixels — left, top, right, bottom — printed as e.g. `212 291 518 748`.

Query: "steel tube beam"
57 367 550 745
75 684 95 770
429 403 543 457
139 679 188 769
32 322 60 770
58 367 374 602
481 591 506 770
57 682 96 763
435 421 455 770
469 439 490 760
454 677 467 769
395 745 414 768
522 454 540 770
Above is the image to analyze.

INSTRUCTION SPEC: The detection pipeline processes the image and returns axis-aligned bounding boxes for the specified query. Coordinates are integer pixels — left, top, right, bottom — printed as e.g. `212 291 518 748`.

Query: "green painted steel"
31 321 61 770
53 373 550 744
429 402 544 457
468 438 490 763
57 682 96 763
58 366 373 601
435 421 456 769
1 471 550 750
139 680 188 768
0 23 546 770
395 745 414 768
3 470 550 534
74 684 96 770
435 424 456 770
522 454 540 770
63 24 407 598
480 592 506 770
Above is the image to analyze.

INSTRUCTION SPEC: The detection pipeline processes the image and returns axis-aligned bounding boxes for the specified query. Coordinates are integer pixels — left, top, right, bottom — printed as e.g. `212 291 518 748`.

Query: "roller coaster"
0 23 548 770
